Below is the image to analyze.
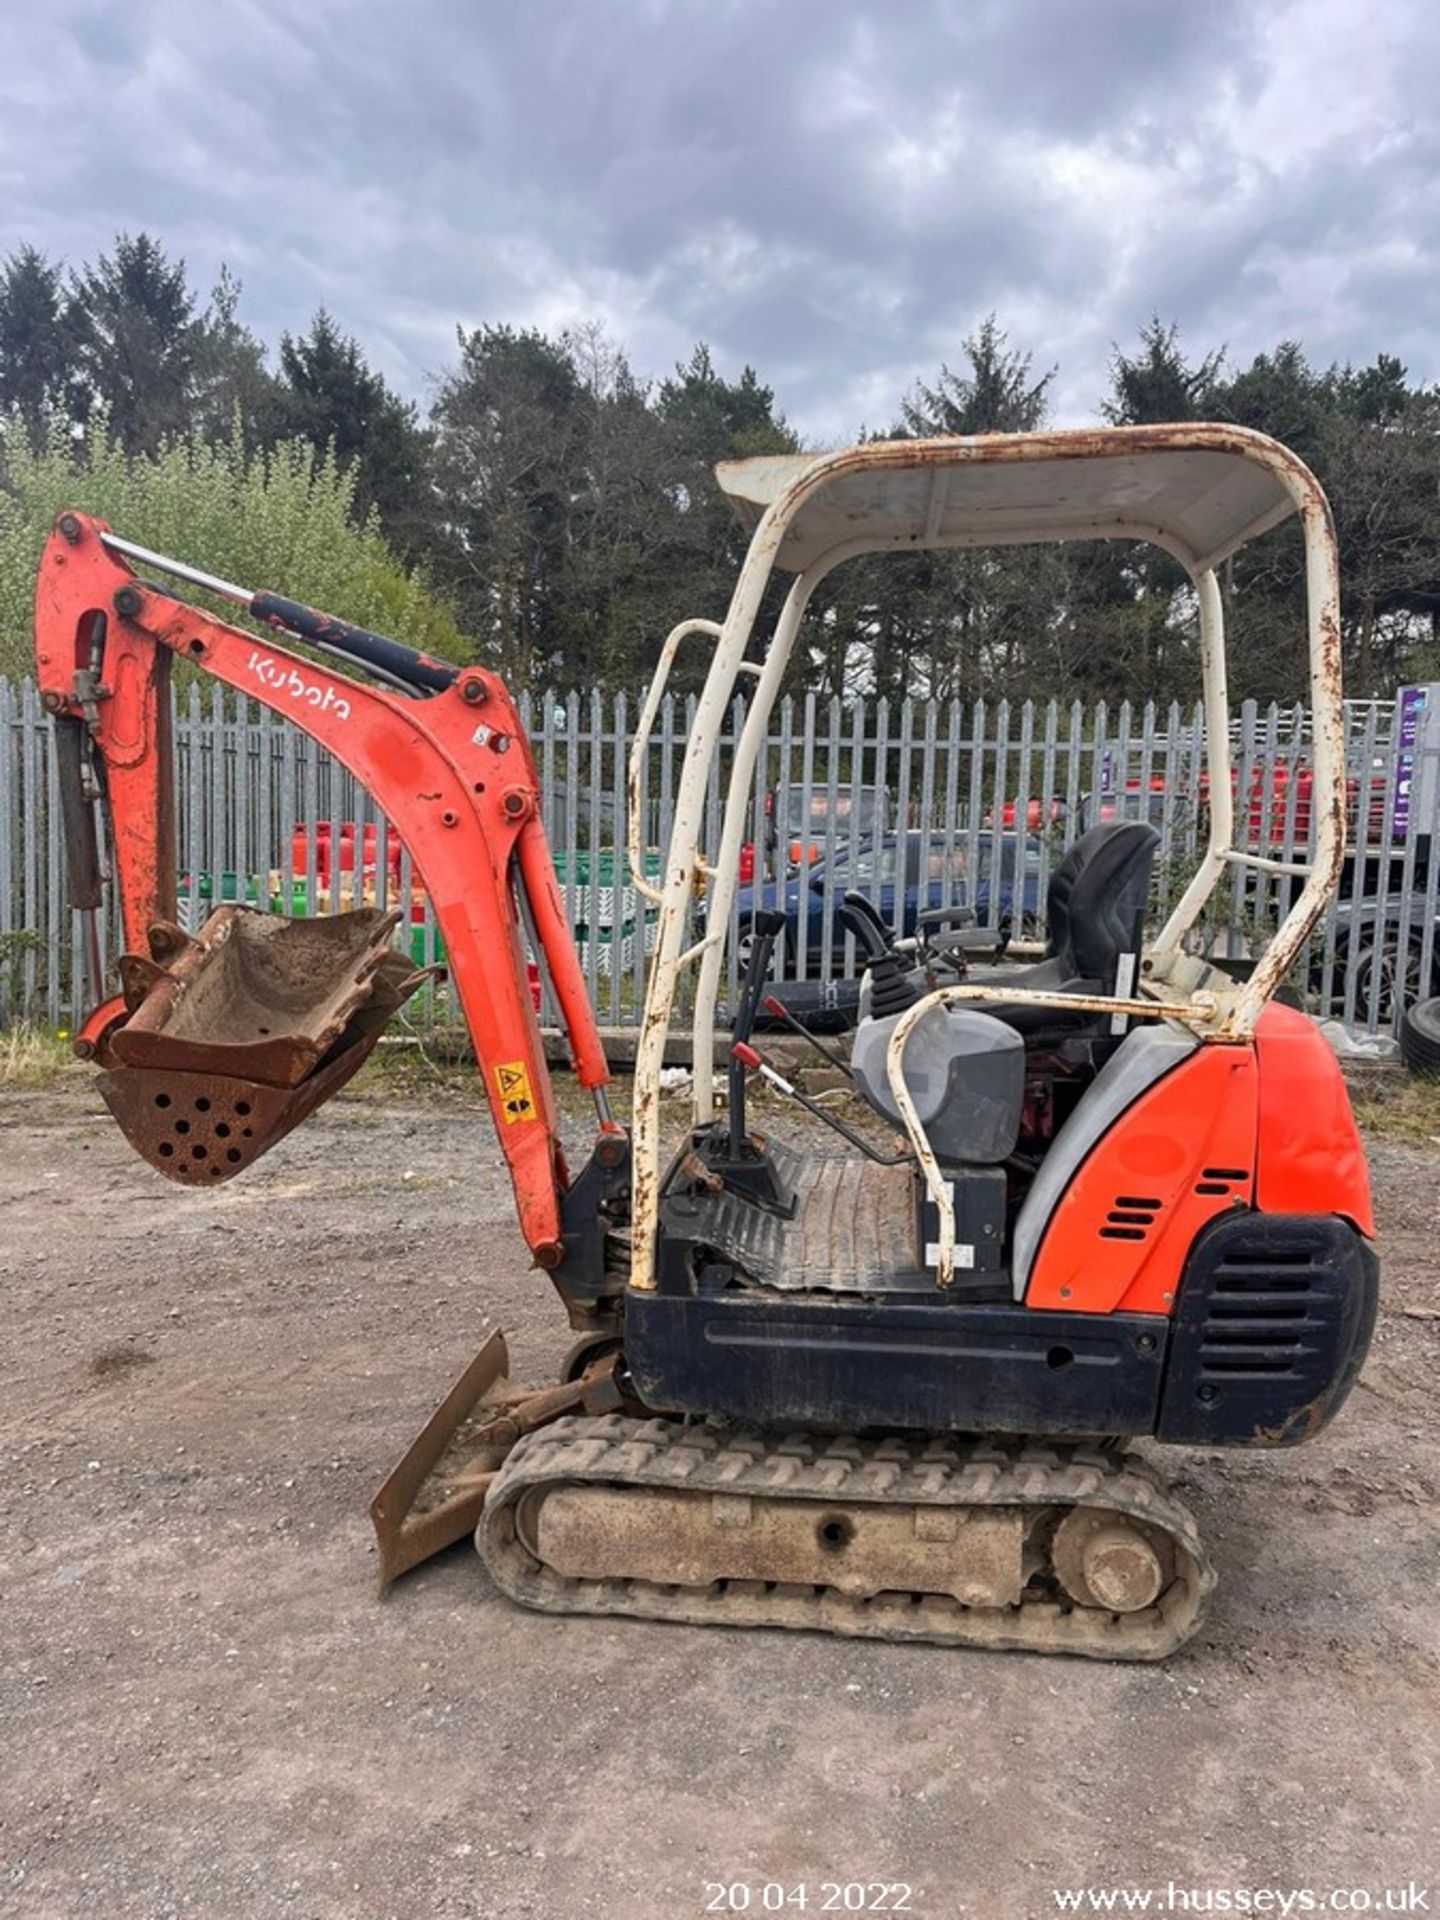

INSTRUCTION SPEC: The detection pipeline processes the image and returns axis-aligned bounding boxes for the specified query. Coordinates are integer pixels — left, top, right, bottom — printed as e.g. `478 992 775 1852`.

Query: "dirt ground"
2 1072 1437 1920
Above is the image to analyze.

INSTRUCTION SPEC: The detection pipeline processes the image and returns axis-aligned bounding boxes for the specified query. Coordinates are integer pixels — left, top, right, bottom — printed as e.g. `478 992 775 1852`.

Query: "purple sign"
1392 685 1427 841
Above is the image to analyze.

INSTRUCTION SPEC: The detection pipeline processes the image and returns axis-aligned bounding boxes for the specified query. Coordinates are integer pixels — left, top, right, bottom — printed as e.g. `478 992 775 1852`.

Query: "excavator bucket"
95 905 429 1185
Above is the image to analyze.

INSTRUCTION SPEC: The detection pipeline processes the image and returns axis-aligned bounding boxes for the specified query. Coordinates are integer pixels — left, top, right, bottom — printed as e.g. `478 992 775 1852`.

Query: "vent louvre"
1198 1261 1316 1378
1201 1352 1302 1375
1206 1306 1306 1325
1194 1166 1252 1199
1218 1249 1313 1270
1103 1194 1159 1243
1156 1214 1377 1447
1204 1326 1307 1343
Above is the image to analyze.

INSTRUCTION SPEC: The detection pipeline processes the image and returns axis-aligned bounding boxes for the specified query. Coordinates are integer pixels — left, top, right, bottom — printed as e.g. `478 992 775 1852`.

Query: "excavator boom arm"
33 511 611 1266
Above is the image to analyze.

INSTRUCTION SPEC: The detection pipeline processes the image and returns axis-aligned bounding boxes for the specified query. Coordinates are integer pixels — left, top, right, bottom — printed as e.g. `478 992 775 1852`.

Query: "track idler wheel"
1050 1507 1174 1614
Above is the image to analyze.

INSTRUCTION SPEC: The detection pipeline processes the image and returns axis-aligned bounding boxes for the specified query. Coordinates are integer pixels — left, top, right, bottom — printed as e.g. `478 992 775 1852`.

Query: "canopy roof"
716 424 1315 577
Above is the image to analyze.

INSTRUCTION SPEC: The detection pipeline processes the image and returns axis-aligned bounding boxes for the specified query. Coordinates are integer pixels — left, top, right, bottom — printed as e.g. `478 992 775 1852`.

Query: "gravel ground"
1 1076 1437 1920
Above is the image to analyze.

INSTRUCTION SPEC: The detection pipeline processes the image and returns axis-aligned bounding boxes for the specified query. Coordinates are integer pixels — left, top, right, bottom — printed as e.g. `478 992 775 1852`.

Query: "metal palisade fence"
2 675 1437 1039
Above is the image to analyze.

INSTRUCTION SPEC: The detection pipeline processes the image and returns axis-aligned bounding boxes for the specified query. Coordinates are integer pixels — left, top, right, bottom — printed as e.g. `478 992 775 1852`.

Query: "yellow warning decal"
495 1060 536 1125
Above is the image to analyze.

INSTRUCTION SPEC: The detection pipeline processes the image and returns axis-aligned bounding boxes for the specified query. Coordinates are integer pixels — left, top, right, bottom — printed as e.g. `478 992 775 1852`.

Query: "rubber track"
477 1415 1216 1660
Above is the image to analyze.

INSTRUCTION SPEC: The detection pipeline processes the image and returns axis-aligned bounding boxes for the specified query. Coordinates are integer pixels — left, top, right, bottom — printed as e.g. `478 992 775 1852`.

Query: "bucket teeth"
94 905 428 1183
110 904 412 1087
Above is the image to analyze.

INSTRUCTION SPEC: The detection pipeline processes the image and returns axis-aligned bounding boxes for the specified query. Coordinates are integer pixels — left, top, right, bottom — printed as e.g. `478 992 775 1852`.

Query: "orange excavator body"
30 424 1380 1660
1025 1004 1373 1316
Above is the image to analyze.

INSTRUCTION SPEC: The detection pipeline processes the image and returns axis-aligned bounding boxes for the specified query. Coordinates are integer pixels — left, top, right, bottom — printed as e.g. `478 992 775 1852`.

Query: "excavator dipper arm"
33 510 612 1268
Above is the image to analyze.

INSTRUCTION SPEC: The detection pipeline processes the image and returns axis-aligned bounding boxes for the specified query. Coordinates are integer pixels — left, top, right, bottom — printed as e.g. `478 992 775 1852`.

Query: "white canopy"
626 421 1344 1290
716 424 1313 577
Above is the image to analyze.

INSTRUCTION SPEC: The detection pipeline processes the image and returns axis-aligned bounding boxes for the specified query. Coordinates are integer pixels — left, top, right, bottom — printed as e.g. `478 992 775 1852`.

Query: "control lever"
837 890 895 961
760 995 852 1074
728 908 788 1158
731 1041 910 1167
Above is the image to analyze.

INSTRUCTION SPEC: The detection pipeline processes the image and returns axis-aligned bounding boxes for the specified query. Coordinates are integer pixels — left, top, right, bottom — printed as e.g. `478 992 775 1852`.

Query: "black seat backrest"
1046 823 1159 984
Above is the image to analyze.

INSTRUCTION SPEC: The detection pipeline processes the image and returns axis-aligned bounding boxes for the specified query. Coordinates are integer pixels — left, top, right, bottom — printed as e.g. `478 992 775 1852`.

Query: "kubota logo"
246 649 351 720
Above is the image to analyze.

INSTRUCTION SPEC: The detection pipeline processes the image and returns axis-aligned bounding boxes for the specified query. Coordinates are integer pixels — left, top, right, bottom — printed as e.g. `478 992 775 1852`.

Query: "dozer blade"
370 1332 515 1589
95 905 428 1184
369 1337 601 1590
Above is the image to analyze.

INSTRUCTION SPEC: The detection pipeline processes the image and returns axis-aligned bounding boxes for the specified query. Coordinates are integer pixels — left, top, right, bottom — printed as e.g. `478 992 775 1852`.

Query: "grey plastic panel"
1010 1024 1200 1300
851 1006 1024 1165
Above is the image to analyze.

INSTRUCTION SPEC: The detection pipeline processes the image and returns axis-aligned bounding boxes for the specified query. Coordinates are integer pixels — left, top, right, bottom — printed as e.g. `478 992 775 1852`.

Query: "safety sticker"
496 1061 536 1124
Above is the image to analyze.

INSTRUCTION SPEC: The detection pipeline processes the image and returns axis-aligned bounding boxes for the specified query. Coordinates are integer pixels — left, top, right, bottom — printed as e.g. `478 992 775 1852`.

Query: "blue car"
731 830 1045 975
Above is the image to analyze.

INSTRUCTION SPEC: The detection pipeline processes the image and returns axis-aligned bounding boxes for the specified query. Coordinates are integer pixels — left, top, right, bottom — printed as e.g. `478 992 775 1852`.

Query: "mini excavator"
33 425 1377 1659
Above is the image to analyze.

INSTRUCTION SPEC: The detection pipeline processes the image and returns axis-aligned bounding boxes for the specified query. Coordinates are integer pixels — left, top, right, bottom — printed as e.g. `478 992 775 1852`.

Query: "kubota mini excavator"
32 424 1377 1659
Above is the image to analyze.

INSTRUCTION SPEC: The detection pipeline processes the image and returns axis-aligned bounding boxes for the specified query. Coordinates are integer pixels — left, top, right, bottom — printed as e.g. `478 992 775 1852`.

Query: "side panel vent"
1195 1165 1253 1198
1197 1253 1316 1375
1100 1194 1160 1243
1157 1213 1379 1448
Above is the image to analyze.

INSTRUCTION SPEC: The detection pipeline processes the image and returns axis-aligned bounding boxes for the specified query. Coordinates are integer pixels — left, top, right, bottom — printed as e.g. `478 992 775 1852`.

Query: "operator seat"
977 822 1159 1032
846 825 1158 1153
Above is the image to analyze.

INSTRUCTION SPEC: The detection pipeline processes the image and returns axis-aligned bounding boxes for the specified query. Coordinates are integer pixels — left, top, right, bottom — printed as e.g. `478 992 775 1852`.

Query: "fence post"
0 676 1424 1036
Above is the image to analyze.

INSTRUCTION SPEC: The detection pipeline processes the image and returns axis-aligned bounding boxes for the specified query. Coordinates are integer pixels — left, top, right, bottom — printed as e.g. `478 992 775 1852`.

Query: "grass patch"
0 1024 82 1089
1348 1070 1440 1148
347 1035 486 1102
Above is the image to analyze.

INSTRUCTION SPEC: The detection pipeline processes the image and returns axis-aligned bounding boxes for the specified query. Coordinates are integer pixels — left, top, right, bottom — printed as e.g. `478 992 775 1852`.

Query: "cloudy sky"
1 0 1435 442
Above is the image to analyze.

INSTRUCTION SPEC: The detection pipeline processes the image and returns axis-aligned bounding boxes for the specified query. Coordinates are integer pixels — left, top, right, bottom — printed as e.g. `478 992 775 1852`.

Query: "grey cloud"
0 0 1435 442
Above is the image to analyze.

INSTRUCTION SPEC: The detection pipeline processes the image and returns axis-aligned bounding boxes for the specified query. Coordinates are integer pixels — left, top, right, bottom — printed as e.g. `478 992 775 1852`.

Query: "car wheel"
1400 996 1440 1077
1345 929 1438 1028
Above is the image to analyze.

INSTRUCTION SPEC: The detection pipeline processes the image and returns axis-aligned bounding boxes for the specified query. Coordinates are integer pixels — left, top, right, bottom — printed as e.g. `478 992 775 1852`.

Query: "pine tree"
67 233 199 455
192 266 283 449
1105 318 1223 425
276 310 431 552
900 316 1053 437
429 324 592 679
0 246 74 442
